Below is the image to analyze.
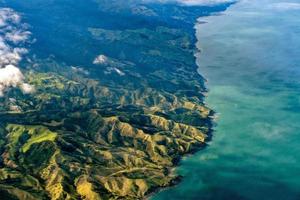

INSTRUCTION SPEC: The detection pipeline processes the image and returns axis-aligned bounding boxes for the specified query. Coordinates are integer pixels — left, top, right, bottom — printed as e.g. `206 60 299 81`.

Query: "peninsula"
0 0 232 199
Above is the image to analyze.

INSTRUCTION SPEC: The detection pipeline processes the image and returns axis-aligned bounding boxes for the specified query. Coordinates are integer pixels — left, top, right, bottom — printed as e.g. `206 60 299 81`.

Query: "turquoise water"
153 0 300 199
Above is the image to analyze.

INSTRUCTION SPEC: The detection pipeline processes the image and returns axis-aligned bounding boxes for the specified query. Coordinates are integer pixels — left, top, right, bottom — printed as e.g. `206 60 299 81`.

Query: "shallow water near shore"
152 0 300 199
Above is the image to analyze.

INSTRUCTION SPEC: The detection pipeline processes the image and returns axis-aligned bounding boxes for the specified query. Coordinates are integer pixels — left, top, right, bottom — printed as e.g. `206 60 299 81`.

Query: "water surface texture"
153 0 300 199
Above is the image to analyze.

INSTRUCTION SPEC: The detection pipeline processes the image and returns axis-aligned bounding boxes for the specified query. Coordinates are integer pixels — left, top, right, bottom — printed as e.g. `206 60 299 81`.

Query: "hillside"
0 0 232 199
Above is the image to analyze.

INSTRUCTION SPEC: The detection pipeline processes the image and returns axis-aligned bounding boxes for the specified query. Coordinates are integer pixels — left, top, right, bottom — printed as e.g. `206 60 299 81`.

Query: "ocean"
152 0 300 199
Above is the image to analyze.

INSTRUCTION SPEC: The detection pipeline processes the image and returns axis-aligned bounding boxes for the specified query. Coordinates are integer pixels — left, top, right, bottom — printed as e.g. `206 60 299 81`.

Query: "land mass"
0 1 232 199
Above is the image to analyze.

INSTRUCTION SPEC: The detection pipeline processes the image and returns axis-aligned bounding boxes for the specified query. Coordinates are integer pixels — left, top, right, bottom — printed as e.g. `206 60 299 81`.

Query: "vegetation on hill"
0 0 232 199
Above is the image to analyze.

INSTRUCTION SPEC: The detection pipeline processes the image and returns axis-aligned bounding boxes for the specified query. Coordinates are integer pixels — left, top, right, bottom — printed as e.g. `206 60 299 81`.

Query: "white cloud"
93 54 108 65
269 2 300 11
176 0 234 6
20 83 35 94
143 0 235 6
71 66 90 75
93 54 126 76
0 65 24 96
0 8 20 27
104 67 125 76
112 67 125 76
0 8 34 97
5 30 31 44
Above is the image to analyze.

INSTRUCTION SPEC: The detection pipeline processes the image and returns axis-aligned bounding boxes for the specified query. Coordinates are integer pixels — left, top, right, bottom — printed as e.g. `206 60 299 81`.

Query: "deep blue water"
153 0 300 199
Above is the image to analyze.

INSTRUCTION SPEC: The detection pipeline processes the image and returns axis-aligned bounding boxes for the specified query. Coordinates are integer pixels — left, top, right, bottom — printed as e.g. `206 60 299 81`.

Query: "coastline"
147 18 219 199
148 4 236 198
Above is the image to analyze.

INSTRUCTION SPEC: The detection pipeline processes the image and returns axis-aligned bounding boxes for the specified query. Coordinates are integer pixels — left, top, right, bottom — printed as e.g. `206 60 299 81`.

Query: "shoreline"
146 9 227 198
